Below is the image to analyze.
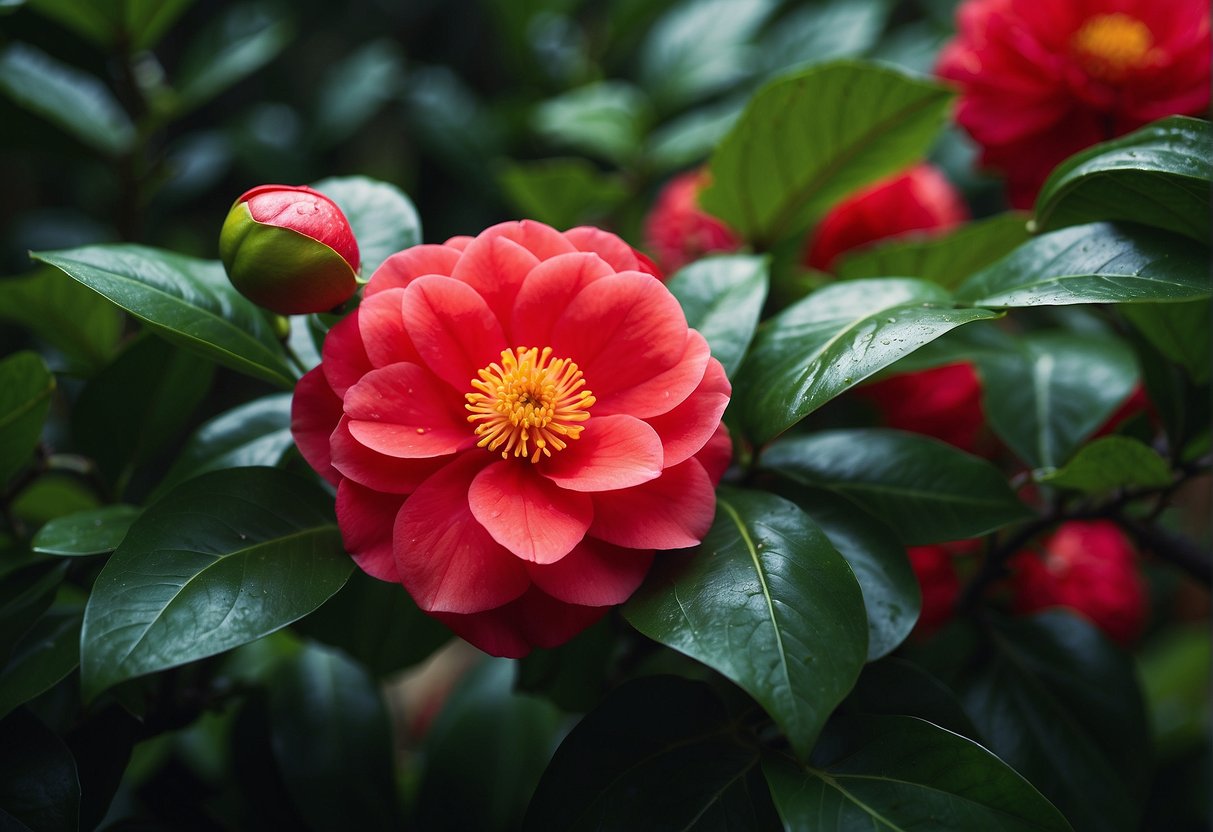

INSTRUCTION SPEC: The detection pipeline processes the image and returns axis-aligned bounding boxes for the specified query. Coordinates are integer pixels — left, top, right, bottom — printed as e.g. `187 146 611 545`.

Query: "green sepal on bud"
219 184 360 316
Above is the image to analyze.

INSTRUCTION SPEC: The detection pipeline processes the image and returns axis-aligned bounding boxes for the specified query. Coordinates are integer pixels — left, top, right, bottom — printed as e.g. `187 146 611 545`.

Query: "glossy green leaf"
0 43 134 156
846 657 979 739
736 278 999 444
639 0 777 109
156 393 293 498
625 487 868 758
10 476 99 530
702 61 953 246
420 660 565 832
764 715 1072 832
525 675 776 831
0 352 54 487
80 467 351 698
788 490 919 660
665 254 769 377
267 641 402 830
312 40 405 147
31 506 141 557
532 81 651 166
1035 436 1172 494
1121 300 1211 384
0 609 82 720
175 3 294 113
517 619 615 714
31 244 296 388
1035 117 1211 243
764 429 1030 545
498 158 629 230
72 336 214 490
0 562 65 664
977 330 1139 468
955 223 1211 308
956 611 1150 832
311 176 421 276
759 0 889 76
296 568 448 679
0 709 79 832
835 212 1030 288
0 268 123 375
644 94 745 171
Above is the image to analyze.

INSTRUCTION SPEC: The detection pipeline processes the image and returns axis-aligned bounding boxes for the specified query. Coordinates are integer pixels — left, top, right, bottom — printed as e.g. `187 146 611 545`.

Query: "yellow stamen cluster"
466 346 595 463
1071 13 1157 81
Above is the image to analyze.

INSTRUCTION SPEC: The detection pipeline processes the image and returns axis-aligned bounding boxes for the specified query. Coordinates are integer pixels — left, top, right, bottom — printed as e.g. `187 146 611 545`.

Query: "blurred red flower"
857 363 986 453
803 164 968 272
908 544 963 636
938 0 1211 207
643 170 740 273
291 221 731 657
1010 520 1149 644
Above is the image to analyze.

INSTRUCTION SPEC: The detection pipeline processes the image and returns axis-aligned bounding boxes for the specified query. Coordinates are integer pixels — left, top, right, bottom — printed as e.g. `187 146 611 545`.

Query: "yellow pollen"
465 346 596 463
1071 13 1157 81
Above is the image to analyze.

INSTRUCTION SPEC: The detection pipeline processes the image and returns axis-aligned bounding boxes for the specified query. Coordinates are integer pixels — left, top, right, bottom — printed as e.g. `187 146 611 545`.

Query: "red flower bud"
857 362 986 454
642 170 740 274
219 184 360 315
1010 520 1148 645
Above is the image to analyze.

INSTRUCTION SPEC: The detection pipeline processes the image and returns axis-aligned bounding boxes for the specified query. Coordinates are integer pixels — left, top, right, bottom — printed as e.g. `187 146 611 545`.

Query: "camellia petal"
564 225 664 279
394 454 531 613
336 479 405 582
468 461 594 564
291 367 344 485
357 288 423 369
401 275 508 391
588 458 716 550
449 228 543 322
541 414 664 492
509 252 615 347
330 417 448 494
364 244 461 297
432 587 608 659
527 538 654 606
644 357 731 468
321 310 374 397
596 329 711 419
695 423 733 484
344 363 471 458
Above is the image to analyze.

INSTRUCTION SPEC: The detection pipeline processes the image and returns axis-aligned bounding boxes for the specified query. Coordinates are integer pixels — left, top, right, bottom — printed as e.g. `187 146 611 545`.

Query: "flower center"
1071 13 1156 81
465 346 595 463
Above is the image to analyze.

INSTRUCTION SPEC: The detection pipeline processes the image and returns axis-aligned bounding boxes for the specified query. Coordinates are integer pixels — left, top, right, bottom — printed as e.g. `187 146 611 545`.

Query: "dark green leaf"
525 675 776 831
25 0 195 49
666 254 769 377
1035 436 1172 493
786 490 919 660
498 158 629 230
764 715 1072 832
312 40 405 147
420 659 564 832
763 429 1031 545
835 212 1030 288
80 467 351 698
0 352 54 487
517 618 615 713
0 709 79 832
759 0 889 76
955 223 1211 308
25 0 115 45
977 330 1139 468
296 567 448 678
175 3 293 113
31 506 141 557
72 336 214 490
1121 300 1211 385
311 176 421 276
736 278 999 444
1035 117 1211 243
10 477 99 529
0 562 65 664
846 657 979 739
1137 626 1212 756
639 0 777 109
624 487 868 758
0 268 123 374
0 609 82 720
0 43 134 156
31 244 297 388
267 641 402 830
532 82 651 166
956 611 1150 832
702 61 953 246
156 393 293 498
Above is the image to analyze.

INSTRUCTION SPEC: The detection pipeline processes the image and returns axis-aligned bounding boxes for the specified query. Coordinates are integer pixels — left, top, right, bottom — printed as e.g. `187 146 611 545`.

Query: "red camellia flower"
291 220 732 657
937 0 1212 207
908 545 962 637
1010 520 1148 645
857 363 986 453
643 170 740 273
803 164 969 272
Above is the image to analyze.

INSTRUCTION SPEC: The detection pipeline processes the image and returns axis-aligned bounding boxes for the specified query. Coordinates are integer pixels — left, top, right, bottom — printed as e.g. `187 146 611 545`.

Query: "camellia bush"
0 0 1209 830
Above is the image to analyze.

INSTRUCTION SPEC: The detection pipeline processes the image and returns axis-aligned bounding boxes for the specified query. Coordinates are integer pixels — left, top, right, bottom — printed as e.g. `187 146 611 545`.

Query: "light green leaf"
175 3 293 114
625 487 868 759
532 81 651 166
0 42 134 156
1035 436 1171 494
0 352 54 488
759 0 889 76
0 267 124 375
31 244 296 388
80 467 351 698
498 158 628 230
312 40 405 147
31 506 141 557
702 61 953 246
665 254 769 377
311 176 421 276
955 222 1210 308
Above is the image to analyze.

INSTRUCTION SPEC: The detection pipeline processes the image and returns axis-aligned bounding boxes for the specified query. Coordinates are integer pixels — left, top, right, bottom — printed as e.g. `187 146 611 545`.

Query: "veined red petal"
401 275 507 392
357 288 423 368
336 479 404 582
509 252 614 347
541 414 663 492
596 329 711 419
588 458 716 550
645 357 731 468
321 309 373 397
432 587 608 658
291 367 344 486
468 461 593 564
527 538 653 606
364 244 461 297
344 363 471 458
330 416 448 494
